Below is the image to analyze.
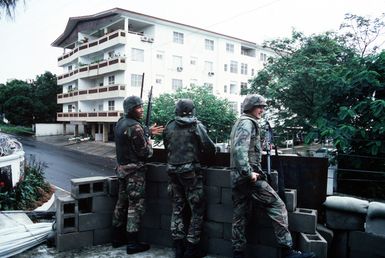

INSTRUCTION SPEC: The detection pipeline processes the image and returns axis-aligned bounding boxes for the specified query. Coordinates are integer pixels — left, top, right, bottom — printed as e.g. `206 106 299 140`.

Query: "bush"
0 157 53 210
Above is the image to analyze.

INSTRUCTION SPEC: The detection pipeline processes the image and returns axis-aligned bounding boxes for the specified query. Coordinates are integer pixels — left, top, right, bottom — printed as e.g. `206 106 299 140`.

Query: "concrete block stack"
55 176 118 251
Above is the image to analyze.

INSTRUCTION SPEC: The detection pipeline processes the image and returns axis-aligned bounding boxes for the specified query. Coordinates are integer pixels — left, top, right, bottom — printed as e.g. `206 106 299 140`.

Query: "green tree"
151 85 237 142
31 72 60 123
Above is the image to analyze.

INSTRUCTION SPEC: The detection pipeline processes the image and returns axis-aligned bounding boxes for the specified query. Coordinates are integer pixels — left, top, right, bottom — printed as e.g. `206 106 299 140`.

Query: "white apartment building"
52 8 275 142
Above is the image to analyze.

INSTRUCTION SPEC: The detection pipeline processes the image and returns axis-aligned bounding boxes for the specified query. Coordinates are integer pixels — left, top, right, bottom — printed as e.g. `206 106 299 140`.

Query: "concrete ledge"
366 201 385 237
324 196 369 214
325 208 366 231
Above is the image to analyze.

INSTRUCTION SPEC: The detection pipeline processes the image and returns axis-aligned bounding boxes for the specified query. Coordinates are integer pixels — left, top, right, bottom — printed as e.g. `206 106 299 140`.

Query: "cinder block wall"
55 163 322 258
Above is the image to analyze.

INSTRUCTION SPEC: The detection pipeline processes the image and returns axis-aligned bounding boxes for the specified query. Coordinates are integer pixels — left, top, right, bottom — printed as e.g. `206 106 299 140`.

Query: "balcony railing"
58 30 126 63
57 84 126 101
57 111 124 122
57 57 126 83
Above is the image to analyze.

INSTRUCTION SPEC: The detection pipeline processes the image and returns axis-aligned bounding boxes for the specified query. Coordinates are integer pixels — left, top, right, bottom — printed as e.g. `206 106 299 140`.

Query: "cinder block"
56 230 93 251
141 212 161 229
92 195 117 213
246 243 281 258
107 176 118 196
146 163 168 182
78 212 112 231
325 208 366 230
158 182 170 199
138 227 173 247
161 214 171 230
78 197 93 214
93 227 112 245
268 170 279 192
223 223 232 240
298 231 327 258
288 208 317 234
284 189 297 212
349 231 385 258
71 176 108 199
203 221 224 238
146 181 158 198
366 201 385 237
146 198 172 215
221 187 232 207
316 224 333 254
56 195 78 234
206 238 232 257
330 230 348 258
204 185 221 204
206 204 233 223
204 167 231 187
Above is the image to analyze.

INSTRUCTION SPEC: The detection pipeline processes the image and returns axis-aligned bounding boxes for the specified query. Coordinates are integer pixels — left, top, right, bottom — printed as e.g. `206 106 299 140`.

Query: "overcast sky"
1 0 384 84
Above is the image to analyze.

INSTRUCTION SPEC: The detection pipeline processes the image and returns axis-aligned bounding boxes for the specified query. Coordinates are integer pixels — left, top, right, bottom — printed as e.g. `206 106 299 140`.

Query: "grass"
0 123 34 135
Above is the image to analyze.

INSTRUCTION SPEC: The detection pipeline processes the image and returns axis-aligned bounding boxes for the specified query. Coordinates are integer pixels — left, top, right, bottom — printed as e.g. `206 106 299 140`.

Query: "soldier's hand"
150 123 164 136
251 172 260 182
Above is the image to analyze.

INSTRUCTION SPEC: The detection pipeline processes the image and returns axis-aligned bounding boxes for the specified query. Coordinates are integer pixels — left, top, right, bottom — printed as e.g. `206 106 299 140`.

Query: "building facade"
52 8 274 142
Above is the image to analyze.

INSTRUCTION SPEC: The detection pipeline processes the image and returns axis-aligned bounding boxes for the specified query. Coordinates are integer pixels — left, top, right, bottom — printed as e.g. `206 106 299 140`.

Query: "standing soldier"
230 94 315 258
163 99 216 258
112 95 163 254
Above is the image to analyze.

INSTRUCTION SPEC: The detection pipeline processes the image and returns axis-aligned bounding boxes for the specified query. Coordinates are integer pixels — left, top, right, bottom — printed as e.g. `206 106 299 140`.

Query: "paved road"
17 136 116 191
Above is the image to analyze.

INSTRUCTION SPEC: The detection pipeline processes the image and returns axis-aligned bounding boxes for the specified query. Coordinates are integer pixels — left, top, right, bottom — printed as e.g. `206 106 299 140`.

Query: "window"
260 53 267 62
173 31 184 44
226 43 234 53
190 57 197 65
68 65 73 72
224 85 227 93
172 79 183 91
68 85 73 92
173 55 183 69
204 61 213 72
68 104 73 113
156 78 162 84
224 64 228 72
98 104 103 111
230 61 238 73
251 68 255 76
230 83 237 95
241 63 248 75
108 100 115 111
229 101 238 113
131 48 144 62
190 79 198 87
108 75 115 85
204 83 213 93
108 50 115 59
156 51 164 60
205 39 214 51
240 82 248 95
131 74 143 87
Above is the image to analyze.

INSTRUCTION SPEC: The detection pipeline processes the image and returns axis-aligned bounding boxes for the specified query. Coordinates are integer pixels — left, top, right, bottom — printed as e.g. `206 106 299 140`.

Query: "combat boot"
282 248 316 258
111 226 126 248
126 232 150 254
174 239 185 258
233 250 245 258
183 241 206 258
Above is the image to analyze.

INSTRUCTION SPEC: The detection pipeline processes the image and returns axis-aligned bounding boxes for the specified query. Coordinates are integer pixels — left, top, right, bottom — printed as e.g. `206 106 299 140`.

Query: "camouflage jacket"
230 114 264 186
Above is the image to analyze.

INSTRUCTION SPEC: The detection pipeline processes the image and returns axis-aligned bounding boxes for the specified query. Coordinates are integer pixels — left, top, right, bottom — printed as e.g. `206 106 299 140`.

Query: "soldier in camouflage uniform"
230 95 315 258
112 95 163 254
163 99 216 258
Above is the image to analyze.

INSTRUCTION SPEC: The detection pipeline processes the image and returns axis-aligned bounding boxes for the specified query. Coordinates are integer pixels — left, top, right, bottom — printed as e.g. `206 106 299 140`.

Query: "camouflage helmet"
175 99 195 117
242 94 267 112
123 96 143 115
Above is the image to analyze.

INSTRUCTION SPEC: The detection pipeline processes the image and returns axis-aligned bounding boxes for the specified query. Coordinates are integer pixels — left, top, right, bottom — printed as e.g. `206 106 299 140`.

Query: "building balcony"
57 57 126 85
57 30 127 66
57 111 123 123
57 84 126 104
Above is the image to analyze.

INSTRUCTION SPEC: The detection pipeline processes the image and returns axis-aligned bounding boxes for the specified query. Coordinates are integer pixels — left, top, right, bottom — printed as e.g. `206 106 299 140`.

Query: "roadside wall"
35 123 84 136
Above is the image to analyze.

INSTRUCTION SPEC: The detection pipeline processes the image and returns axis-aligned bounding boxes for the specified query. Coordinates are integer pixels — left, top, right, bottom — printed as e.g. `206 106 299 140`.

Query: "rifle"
264 120 273 176
144 85 153 138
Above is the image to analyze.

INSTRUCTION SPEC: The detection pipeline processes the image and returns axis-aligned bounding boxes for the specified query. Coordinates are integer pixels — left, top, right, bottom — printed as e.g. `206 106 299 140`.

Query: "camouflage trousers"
169 169 205 244
112 165 146 233
232 179 292 252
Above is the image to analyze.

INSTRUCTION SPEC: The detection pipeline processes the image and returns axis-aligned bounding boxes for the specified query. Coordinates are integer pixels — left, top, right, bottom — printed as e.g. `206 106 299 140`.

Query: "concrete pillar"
103 123 108 143
75 125 79 136
91 124 96 139
63 123 67 135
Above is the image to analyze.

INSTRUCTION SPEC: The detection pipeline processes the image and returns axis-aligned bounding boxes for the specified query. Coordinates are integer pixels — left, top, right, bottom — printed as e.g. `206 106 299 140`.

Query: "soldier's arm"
130 124 153 158
196 122 216 155
232 119 254 178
